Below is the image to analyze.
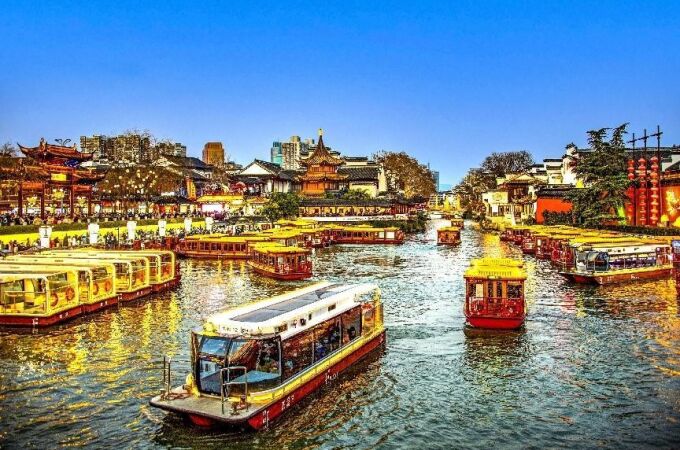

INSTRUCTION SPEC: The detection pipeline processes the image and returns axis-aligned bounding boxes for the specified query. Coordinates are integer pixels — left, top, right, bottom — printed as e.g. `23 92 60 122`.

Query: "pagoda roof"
300 134 344 166
18 138 93 163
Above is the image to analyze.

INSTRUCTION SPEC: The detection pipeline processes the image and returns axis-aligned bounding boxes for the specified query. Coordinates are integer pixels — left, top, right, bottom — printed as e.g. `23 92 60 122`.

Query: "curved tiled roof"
301 135 343 166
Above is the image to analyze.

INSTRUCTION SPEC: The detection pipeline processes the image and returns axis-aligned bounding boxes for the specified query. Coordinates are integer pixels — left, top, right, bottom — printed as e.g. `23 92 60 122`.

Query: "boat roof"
341 225 400 232
0 261 104 273
438 226 461 232
0 271 72 282
464 258 527 280
251 242 310 255
203 281 378 337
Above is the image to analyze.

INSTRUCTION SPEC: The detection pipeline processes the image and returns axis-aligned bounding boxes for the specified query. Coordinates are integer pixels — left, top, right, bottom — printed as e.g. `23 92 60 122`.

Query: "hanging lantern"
638 158 647 226
626 159 635 224
649 156 660 226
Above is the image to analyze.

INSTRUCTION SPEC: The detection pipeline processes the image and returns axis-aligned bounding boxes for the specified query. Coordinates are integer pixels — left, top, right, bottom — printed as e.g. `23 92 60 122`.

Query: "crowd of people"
0 211 221 227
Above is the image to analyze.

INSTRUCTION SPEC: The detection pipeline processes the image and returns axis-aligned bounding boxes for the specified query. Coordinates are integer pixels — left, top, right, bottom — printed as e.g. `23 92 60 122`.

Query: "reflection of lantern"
205 217 214 233
158 219 167 237
184 217 192 233
39 225 52 248
638 158 647 226
127 220 137 242
626 159 635 224
88 223 100 245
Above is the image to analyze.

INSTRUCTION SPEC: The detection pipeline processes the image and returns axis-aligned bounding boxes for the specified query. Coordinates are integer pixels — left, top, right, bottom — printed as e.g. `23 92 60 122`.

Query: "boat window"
282 330 313 381
362 305 375 333
196 336 230 396
226 338 281 394
341 306 362 343
313 318 341 361
507 282 522 299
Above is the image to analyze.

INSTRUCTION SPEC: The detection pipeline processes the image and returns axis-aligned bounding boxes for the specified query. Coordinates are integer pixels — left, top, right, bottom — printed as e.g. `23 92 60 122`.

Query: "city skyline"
1 1 679 186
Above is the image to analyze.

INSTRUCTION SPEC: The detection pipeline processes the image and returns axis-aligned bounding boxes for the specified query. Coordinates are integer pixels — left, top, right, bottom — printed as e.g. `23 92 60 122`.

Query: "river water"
1 220 678 449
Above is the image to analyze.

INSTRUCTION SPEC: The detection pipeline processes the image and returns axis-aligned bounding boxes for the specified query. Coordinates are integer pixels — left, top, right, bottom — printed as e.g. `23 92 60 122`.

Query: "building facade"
202 142 225 168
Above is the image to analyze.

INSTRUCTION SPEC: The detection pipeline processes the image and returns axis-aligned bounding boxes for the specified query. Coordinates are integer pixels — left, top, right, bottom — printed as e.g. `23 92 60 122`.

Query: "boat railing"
220 366 249 414
161 355 172 399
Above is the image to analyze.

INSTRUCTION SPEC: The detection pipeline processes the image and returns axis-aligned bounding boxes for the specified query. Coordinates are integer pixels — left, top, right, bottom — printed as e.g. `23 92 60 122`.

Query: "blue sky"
1 1 678 185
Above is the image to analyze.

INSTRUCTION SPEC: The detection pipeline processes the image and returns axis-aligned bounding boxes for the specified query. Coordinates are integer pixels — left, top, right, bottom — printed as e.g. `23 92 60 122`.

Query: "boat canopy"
464 258 527 280
203 282 378 339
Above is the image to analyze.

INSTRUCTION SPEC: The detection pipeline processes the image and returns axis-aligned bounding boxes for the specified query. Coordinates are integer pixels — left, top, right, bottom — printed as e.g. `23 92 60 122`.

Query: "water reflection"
0 219 678 448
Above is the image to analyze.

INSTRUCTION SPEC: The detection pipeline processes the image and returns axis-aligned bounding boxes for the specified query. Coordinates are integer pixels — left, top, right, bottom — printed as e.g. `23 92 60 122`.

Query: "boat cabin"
450 218 464 229
0 270 81 326
1 258 117 313
437 226 461 245
176 236 270 259
334 226 404 245
247 243 312 280
463 258 527 330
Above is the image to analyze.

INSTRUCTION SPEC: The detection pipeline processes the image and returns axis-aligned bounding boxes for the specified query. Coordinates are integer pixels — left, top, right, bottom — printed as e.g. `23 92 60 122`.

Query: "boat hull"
81 297 118 314
119 286 153 302
249 263 312 281
465 316 525 330
334 239 403 245
559 267 671 284
150 329 386 430
0 305 83 327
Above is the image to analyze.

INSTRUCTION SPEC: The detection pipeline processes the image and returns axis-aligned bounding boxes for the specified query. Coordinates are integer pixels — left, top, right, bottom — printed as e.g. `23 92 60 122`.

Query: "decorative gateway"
150 282 386 430
463 258 527 330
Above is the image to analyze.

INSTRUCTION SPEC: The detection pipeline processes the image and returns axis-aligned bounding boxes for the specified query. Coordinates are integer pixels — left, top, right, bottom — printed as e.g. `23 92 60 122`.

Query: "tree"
0 142 17 157
565 124 630 226
480 151 534 177
453 168 495 217
261 192 301 222
342 189 371 201
373 151 436 198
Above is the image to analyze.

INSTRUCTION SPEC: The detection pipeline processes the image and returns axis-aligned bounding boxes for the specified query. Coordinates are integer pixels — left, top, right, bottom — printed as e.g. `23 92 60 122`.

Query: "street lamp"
38 225 52 248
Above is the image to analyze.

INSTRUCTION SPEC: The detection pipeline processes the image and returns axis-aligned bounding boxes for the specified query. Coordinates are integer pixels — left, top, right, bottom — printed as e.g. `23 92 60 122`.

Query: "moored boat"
437 226 461 245
450 218 464 229
176 236 270 259
0 270 81 326
150 281 386 430
558 240 672 284
247 243 312 280
463 258 527 330
334 225 404 245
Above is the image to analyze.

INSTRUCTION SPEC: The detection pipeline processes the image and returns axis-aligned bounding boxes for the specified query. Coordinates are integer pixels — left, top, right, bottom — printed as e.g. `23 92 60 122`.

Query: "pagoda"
5 138 107 219
298 129 347 196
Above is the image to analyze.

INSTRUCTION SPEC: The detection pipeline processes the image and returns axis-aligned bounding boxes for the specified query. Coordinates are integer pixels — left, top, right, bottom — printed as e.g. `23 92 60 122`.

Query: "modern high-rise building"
432 170 440 191
270 141 283 166
279 135 311 170
202 142 225 168
80 133 184 164
157 141 187 158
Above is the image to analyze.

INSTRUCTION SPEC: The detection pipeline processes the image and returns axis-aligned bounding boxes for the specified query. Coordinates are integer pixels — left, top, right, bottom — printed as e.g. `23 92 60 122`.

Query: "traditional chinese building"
298 130 348 196
4 138 107 219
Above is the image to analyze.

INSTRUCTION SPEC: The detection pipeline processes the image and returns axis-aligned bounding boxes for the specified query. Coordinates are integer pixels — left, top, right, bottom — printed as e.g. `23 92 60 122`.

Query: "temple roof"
300 134 344 166
19 138 93 163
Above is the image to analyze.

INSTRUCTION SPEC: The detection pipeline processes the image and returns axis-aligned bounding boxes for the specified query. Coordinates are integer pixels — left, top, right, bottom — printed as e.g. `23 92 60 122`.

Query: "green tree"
261 192 301 222
342 189 371 200
566 124 630 226
373 151 436 198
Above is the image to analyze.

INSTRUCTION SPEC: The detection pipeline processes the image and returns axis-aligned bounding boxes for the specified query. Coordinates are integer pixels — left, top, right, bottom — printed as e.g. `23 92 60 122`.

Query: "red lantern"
638 158 647 226
650 156 659 226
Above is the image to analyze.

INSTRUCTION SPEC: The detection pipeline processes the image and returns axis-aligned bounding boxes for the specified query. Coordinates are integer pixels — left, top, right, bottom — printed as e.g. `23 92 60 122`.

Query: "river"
1 220 678 449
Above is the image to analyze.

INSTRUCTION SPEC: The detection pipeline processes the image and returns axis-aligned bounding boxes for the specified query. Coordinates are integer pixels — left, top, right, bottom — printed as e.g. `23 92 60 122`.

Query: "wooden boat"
176 236 270 259
48 251 152 301
0 270 81 326
464 258 527 330
1 258 118 314
334 226 404 245
437 226 461 245
450 218 464 229
247 243 312 280
558 240 672 284
150 282 386 430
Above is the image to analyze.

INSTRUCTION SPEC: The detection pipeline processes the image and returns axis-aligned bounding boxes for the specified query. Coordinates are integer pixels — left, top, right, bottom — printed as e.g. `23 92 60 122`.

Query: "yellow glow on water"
65 333 87 376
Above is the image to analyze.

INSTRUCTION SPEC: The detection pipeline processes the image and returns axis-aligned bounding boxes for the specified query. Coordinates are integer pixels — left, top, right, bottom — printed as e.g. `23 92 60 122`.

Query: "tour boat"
521 235 537 254
247 243 312 280
558 240 672 284
450 218 464 229
176 236 271 259
0 270 82 326
334 226 405 245
437 226 461 245
463 258 527 330
1 258 118 314
672 240 680 296
48 251 152 301
150 281 386 430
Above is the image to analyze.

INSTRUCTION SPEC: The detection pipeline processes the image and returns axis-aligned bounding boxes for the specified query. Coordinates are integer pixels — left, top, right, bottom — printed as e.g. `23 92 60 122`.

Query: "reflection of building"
202 142 225 168
298 130 348 196
3 138 108 218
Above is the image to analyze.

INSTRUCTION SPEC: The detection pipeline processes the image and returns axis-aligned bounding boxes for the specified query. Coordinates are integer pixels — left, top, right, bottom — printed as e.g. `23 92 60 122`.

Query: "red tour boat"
464 258 527 330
